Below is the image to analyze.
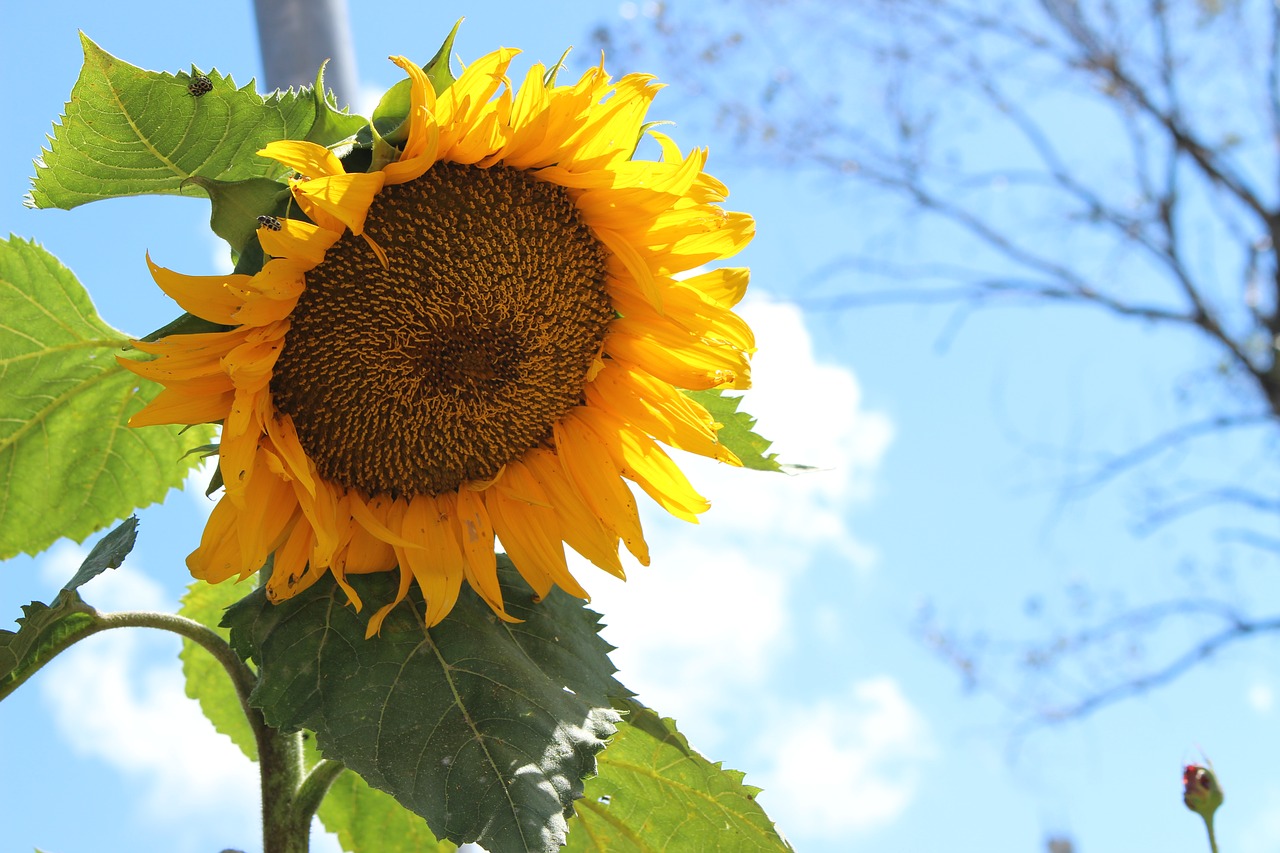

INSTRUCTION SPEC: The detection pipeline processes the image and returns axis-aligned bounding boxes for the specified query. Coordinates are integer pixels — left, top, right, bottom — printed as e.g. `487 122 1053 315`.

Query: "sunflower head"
123 47 755 634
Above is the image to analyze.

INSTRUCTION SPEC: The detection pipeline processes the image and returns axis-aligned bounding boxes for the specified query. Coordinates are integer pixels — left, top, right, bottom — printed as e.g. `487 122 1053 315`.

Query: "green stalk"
1205 814 1219 853
101 611 316 852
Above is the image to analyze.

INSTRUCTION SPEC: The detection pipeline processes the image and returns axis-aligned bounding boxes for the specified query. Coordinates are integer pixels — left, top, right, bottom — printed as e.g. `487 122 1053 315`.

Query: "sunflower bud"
1183 764 1224 820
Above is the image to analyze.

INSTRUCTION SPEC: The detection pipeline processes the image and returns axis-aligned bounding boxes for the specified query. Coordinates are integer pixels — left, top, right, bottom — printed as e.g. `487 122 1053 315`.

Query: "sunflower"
122 49 755 634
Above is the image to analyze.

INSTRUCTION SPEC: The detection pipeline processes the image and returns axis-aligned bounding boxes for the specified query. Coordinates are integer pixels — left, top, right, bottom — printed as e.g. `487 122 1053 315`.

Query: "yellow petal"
259 140 345 179
490 461 589 600
574 405 710 522
384 56 441 184
585 361 741 466
262 412 318 498
258 218 342 265
127 383 233 427
187 497 243 583
146 254 246 324
522 449 626 579
554 411 650 565
680 267 750 308
292 171 386 236
397 493 465 628
266 521 325 604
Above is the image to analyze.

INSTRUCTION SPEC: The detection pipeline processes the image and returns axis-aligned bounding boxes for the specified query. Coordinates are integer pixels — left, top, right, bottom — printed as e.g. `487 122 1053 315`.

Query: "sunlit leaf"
685 390 788 472
0 237 214 559
27 34 353 211
567 699 793 852
224 558 625 853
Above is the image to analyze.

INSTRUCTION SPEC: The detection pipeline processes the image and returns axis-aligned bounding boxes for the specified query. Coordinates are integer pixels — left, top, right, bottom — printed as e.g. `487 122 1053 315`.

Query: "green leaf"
318 767 458 853
0 590 102 702
224 558 625 853
186 176 291 254
567 700 793 852
178 578 258 760
0 237 215 559
685 390 784 472
303 60 371 147
60 515 139 593
27 34 326 210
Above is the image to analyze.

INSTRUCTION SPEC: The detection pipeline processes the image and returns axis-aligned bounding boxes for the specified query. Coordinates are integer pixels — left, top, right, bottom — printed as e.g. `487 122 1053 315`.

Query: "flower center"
270 162 612 497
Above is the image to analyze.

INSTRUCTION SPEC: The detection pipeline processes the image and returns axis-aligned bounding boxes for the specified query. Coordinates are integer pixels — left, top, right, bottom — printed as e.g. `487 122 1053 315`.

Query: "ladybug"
257 215 283 231
188 75 213 97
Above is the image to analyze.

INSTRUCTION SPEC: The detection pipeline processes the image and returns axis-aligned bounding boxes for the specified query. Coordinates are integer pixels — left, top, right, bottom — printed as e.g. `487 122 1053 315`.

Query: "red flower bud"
1183 764 1224 820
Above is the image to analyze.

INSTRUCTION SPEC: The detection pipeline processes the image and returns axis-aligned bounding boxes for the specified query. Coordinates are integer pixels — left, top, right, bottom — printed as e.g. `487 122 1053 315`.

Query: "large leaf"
0 237 214 558
179 576 456 851
0 590 102 702
224 558 625 853
318 767 457 853
178 577 258 760
27 34 361 210
567 700 793 852
685 390 784 472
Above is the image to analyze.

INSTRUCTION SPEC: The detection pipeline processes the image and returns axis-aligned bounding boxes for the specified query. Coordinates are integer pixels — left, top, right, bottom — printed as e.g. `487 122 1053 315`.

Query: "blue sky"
2 2 1278 852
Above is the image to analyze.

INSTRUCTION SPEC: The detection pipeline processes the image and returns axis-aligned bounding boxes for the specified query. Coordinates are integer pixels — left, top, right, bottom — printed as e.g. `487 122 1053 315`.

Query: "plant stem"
105 611 316 852
1205 814 1220 853
100 610 257 714
259 725 309 853
295 759 346 824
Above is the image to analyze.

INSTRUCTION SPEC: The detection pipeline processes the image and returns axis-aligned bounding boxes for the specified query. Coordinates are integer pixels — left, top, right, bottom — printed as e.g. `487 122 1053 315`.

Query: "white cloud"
673 297 893 569
753 677 934 838
33 545 260 849
1247 681 1274 714
581 296 893 737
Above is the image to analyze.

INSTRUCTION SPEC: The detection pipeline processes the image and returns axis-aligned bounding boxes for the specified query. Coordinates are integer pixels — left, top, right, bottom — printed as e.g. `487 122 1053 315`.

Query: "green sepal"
205 464 225 497
186 176 291 254
232 234 268 278
567 698 794 852
303 59 369 148
425 19 463 95
0 237 214 559
60 516 139 594
544 47 573 87
684 390 793 473
0 590 102 702
367 78 413 145
367 20 463 147
28 34 331 210
179 442 220 462
223 558 626 853
141 311 234 342
367 121 402 174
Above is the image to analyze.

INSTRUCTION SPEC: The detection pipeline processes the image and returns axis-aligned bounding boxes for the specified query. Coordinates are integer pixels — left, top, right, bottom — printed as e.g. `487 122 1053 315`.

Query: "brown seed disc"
269 162 612 497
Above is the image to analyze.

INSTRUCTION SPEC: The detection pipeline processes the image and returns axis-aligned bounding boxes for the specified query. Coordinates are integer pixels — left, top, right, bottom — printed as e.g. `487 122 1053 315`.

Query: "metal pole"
253 0 359 108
